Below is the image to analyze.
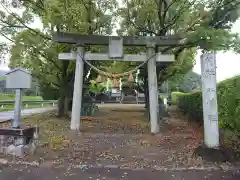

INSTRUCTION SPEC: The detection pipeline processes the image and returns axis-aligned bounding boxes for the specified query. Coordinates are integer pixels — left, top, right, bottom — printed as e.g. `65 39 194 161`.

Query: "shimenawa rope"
79 53 157 78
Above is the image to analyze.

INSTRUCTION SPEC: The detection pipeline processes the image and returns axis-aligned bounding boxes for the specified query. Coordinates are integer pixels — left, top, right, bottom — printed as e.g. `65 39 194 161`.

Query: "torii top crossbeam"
52 32 181 46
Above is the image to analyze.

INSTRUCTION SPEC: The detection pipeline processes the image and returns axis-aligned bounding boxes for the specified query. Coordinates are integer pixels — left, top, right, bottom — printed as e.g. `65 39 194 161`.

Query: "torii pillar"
147 43 159 133
71 46 84 130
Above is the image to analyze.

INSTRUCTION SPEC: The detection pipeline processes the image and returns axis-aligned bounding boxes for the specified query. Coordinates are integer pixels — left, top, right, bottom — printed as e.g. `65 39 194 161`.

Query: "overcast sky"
0 4 239 82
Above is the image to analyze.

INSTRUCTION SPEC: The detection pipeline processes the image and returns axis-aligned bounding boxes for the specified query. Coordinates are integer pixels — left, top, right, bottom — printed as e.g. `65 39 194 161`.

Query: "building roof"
5 68 31 75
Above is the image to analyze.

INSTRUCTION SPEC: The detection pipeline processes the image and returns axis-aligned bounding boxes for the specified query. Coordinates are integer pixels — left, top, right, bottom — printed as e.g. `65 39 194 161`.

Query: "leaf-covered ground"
1 104 239 170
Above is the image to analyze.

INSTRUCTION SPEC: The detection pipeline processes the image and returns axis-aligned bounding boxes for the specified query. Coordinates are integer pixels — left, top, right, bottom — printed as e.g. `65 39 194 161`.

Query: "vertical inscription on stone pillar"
201 51 219 148
202 52 218 122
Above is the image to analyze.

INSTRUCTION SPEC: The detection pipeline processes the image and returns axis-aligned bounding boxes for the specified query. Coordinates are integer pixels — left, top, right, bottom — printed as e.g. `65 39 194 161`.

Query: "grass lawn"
0 94 43 101
0 94 48 111
0 76 6 81
0 103 54 112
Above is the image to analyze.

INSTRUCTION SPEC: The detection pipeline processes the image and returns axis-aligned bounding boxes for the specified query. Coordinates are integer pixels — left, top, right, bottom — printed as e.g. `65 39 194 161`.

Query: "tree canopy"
166 71 202 93
118 0 239 79
0 0 239 116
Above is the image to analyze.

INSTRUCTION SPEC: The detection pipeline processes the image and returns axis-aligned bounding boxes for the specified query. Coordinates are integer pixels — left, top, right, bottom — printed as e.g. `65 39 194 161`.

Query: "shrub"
176 91 203 124
171 92 185 105
217 75 240 135
175 75 240 135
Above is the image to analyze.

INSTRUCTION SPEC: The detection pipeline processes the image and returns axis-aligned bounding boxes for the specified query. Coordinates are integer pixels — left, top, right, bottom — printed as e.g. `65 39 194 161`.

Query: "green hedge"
171 92 185 105
173 91 203 124
174 75 240 135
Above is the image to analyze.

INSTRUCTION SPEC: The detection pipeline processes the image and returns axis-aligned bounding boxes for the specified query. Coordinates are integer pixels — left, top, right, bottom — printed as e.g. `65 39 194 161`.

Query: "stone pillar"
71 47 84 130
106 78 110 91
13 89 22 128
147 43 159 134
200 51 219 148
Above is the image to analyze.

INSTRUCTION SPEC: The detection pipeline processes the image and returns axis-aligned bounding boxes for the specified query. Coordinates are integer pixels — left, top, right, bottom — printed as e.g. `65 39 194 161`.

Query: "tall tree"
1 0 117 117
166 71 202 92
117 0 240 110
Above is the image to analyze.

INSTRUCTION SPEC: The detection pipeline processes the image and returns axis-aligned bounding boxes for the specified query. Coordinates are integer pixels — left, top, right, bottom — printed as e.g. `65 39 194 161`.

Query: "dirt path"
0 104 239 171
81 104 150 134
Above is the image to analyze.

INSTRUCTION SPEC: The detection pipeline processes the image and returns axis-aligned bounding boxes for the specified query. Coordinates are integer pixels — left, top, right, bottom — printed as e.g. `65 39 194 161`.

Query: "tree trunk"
143 76 150 120
64 96 69 116
57 81 70 117
57 60 71 118
144 78 148 109
57 93 65 117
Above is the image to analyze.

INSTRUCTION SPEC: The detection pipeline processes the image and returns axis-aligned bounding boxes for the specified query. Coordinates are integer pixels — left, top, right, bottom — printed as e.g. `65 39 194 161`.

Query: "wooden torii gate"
53 32 177 134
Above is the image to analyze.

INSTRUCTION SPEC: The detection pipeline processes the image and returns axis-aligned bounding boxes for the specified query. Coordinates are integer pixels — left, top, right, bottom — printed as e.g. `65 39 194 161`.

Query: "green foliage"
1 0 240 117
81 103 98 116
9 29 63 100
175 75 240 135
1 0 118 116
180 71 201 92
171 92 185 105
118 0 240 84
88 82 106 94
39 83 60 100
217 76 240 134
175 91 203 124
0 76 6 81
168 71 202 92
177 71 201 93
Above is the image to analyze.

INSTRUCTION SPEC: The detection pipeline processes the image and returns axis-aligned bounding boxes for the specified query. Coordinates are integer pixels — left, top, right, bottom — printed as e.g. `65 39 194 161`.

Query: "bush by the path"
171 92 185 105
173 91 203 124
174 75 240 135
